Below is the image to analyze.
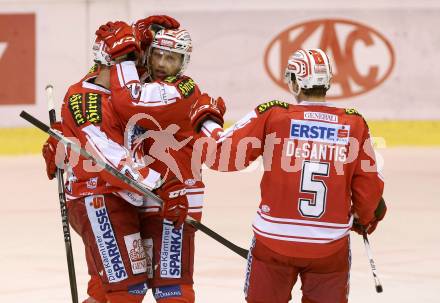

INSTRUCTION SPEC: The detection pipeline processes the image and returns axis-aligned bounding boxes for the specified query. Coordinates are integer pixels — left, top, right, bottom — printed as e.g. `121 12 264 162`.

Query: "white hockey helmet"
284 49 332 96
148 28 192 76
92 37 115 66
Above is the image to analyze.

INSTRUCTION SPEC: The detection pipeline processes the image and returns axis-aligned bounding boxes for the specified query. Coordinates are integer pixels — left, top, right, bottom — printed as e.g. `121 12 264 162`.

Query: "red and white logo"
264 19 395 100
0 14 35 105
124 233 147 275
92 196 104 209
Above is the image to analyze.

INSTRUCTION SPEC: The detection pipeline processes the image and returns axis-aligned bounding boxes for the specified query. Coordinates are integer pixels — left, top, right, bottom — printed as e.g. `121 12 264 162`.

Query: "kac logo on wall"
0 14 35 105
264 19 395 100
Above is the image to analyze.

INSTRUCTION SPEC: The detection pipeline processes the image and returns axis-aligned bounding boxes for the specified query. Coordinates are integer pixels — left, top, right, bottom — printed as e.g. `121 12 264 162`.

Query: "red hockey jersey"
60 74 161 204
201 100 384 258
110 61 204 217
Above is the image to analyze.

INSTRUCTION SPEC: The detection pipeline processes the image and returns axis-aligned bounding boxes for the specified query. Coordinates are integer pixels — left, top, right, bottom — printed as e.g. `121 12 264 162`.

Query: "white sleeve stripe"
201 125 211 137
140 169 161 190
82 125 127 167
186 188 205 193
188 209 203 213
201 120 222 138
187 194 203 207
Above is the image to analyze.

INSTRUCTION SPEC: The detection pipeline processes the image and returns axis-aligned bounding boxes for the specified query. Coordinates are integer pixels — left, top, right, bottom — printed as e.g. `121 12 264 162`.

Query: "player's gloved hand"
156 178 188 227
42 122 63 180
189 93 226 132
352 197 387 235
95 21 140 59
134 15 179 49
135 15 180 32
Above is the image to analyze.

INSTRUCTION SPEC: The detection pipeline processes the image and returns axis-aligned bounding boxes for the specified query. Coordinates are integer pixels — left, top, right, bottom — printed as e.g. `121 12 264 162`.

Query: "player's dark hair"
302 86 328 97
289 74 328 97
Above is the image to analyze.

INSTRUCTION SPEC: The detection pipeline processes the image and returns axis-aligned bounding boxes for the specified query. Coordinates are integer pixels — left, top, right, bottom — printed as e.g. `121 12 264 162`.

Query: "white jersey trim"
136 82 179 107
201 120 222 138
253 226 350 244
116 61 139 86
82 80 111 94
298 100 338 108
252 211 352 244
258 211 353 228
187 193 203 208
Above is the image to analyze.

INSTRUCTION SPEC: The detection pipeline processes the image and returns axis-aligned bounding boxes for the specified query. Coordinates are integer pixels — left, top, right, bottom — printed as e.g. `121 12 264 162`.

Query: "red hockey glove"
95 21 140 59
135 15 180 32
156 179 188 227
134 15 179 49
41 122 63 180
352 197 387 235
189 93 226 132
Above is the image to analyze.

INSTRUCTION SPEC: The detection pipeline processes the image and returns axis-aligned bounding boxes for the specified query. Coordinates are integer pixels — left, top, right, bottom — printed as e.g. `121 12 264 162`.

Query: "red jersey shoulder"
344 107 369 129
64 81 105 127
256 100 290 115
163 75 199 99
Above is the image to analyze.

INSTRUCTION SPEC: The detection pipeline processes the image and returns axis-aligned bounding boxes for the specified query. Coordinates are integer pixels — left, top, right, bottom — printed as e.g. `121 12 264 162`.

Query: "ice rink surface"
1 147 439 302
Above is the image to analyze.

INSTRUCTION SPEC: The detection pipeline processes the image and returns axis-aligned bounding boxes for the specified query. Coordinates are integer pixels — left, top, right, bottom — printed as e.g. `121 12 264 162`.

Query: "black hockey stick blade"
376 284 383 293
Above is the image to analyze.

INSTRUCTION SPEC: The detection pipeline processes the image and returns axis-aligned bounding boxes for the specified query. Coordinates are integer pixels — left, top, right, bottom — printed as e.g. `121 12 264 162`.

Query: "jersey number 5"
299 161 329 218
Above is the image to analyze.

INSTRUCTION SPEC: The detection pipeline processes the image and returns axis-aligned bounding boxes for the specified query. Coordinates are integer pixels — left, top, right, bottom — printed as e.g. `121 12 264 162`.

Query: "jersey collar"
82 78 111 94
298 100 336 107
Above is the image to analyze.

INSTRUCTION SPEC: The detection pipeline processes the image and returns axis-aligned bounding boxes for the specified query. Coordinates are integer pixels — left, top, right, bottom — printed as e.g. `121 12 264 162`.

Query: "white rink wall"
1 0 440 126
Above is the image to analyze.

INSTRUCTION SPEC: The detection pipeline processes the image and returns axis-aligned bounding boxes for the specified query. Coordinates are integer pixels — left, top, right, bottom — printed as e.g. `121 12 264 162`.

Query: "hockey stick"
20 110 249 259
362 231 383 293
45 85 79 303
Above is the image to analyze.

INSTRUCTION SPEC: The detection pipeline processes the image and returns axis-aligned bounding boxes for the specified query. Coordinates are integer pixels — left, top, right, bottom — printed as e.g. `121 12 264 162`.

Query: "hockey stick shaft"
362 232 383 293
45 85 79 303
20 110 249 259
186 217 249 258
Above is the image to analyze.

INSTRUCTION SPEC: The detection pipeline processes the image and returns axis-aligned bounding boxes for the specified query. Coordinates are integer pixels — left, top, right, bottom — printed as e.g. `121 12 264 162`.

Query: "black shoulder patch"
177 77 196 98
257 100 289 114
85 92 102 125
164 76 178 83
345 108 362 116
68 93 86 126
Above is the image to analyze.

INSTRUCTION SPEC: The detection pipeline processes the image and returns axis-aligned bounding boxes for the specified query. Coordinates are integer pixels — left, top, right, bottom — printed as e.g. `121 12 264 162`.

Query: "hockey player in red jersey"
42 18 189 303
189 48 386 303
94 22 208 303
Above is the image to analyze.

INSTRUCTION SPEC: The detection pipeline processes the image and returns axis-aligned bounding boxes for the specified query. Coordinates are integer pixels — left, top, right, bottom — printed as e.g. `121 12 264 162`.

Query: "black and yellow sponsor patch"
257 100 289 114
177 78 196 98
85 92 102 125
88 63 99 74
68 92 103 126
345 108 362 116
68 93 86 126
164 76 178 83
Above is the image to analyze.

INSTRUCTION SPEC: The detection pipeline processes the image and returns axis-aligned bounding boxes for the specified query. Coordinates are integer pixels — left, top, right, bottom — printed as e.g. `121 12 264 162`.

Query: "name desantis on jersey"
287 119 350 163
